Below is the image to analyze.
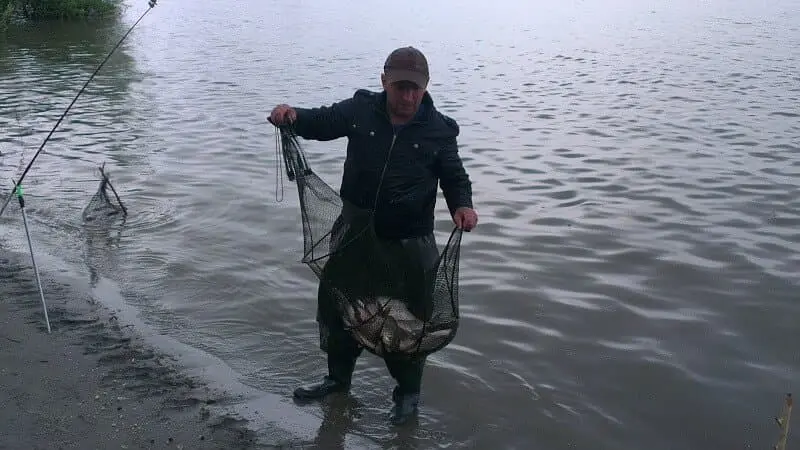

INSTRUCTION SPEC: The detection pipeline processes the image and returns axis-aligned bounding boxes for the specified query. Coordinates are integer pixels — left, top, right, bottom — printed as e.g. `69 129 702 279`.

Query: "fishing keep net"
275 125 463 359
82 163 128 223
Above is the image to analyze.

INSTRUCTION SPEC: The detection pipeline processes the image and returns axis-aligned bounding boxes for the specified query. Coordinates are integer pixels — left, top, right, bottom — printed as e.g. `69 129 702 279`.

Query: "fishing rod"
0 0 158 219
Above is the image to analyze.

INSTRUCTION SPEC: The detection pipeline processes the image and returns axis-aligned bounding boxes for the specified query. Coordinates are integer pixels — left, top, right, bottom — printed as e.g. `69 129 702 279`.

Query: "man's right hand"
268 104 297 125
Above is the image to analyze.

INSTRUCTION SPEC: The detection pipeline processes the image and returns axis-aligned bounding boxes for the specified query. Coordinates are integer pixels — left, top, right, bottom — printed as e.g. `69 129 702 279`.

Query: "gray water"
1 0 799 448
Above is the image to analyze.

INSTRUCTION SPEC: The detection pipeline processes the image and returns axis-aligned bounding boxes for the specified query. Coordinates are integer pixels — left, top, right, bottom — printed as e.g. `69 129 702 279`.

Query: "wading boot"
388 386 420 426
293 356 356 401
293 375 348 401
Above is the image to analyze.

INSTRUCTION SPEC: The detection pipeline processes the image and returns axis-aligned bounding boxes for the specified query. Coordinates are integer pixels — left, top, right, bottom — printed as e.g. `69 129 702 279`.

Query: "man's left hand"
453 207 478 232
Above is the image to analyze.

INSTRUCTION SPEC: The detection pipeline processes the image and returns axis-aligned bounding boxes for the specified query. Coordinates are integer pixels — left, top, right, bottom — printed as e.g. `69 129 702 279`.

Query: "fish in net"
275 125 463 359
82 162 127 223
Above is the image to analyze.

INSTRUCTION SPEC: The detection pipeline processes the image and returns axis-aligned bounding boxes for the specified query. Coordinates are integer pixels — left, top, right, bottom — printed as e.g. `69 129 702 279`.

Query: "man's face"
381 76 426 121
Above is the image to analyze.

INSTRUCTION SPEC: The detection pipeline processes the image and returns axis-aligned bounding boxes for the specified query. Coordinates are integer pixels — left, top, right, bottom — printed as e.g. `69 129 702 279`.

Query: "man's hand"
268 104 297 126
453 207 478 231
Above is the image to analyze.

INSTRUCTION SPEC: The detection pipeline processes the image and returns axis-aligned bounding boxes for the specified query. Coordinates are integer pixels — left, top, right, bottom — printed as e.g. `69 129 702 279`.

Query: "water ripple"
2 1 799 449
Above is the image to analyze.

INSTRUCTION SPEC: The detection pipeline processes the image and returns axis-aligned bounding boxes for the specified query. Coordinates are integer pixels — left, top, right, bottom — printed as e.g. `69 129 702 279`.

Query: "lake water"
1 0 798 448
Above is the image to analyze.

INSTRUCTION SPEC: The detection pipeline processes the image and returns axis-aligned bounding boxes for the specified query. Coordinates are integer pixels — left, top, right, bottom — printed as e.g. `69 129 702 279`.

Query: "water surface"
1 0 798 448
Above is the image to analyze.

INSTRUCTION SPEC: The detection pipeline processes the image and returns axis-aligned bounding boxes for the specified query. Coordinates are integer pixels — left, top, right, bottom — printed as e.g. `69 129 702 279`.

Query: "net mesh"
276 125 463 359
82 163 127 223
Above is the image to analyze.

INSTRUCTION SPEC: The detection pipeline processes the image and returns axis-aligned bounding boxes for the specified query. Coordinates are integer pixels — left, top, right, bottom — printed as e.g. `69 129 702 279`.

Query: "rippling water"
1 0 799 448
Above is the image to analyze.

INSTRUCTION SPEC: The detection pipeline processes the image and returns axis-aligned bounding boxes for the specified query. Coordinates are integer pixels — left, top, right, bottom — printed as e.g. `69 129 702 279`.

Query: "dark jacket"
292 89 473 239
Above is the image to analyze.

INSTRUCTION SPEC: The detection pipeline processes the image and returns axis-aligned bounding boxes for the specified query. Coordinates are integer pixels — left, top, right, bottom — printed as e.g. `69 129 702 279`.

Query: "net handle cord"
0 0 158 220
273 125 369 255
274 131 284 201
274 125 312 183
271 123 394 221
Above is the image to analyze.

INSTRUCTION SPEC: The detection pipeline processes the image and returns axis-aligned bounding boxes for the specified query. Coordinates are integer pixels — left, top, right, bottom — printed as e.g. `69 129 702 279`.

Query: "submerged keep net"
275 125 463 359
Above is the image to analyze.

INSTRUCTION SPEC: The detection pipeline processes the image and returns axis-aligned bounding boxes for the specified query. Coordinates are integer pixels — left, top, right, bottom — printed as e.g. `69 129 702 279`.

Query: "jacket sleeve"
292 97 356 141
436 136 474 216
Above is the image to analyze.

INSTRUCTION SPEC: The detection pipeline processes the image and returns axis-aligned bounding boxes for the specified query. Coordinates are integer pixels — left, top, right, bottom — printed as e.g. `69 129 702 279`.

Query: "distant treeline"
2 0 122 29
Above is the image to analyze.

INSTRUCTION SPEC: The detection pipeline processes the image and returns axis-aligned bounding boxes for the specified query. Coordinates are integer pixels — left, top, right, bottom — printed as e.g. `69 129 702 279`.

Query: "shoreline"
0 251 262 450
0 231 382 450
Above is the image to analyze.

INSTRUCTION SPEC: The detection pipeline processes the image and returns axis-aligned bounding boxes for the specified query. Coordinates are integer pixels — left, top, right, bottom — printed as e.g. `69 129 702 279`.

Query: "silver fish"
342 296 453 354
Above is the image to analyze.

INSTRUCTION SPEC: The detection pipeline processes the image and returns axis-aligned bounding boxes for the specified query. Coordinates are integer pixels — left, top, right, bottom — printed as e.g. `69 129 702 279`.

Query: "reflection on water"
305 396 362 450
1 0 799 448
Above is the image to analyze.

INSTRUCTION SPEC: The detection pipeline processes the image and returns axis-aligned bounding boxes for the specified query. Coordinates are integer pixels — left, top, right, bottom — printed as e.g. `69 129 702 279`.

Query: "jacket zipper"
372 133 397 210
388 133 397 157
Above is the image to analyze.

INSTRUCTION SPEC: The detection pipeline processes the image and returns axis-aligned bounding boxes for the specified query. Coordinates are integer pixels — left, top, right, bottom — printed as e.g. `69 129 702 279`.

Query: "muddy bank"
0 251 263 450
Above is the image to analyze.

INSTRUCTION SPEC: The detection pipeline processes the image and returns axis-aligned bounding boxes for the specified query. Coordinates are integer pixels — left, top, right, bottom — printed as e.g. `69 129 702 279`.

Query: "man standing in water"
268 46 478 425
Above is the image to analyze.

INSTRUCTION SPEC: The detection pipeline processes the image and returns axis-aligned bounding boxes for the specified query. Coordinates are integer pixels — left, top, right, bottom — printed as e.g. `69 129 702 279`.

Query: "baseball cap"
383 46 430 88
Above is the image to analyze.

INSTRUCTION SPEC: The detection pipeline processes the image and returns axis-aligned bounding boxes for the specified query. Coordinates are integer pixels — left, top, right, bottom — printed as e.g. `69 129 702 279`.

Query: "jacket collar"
366 89 458 139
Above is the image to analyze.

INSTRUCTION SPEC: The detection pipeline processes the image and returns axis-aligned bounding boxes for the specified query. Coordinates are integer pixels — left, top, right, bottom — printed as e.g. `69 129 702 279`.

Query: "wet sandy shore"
0 252 262 450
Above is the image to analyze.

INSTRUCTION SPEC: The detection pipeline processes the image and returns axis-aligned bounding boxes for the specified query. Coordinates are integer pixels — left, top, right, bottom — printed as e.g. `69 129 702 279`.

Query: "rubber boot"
293 354 357 401
293 375 348 401
388 385 420 426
